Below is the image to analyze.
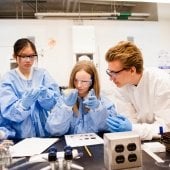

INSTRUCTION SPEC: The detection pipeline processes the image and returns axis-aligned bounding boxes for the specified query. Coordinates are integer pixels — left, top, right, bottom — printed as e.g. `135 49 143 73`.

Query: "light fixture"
34 12 150 20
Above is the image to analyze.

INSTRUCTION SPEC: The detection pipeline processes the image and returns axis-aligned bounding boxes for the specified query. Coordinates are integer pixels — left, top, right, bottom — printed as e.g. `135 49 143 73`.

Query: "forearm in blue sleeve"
45 105 73 136
1 100 32 123
38 86 62 110
89 99 117 131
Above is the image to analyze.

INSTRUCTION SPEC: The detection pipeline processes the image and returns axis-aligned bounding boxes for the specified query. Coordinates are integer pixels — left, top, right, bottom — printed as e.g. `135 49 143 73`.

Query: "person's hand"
63 89 78 107
0 130 6 140
83 89 99 110
107 114 132 132
21 88 40 109
39 86 48 98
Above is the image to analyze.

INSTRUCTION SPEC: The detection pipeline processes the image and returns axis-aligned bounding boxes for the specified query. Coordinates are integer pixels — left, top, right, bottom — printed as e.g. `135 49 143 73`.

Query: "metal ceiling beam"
66 0 71 12
0 0 157 20
72 0 79 12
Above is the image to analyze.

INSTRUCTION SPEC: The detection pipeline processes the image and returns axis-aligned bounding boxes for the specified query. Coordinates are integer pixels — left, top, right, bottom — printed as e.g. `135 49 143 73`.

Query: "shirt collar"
15 67 34 80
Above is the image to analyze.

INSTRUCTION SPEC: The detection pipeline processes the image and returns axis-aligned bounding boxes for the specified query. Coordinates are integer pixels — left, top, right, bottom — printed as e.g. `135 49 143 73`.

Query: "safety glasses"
17 54 37 61
74 79 92 86
106 68 127 77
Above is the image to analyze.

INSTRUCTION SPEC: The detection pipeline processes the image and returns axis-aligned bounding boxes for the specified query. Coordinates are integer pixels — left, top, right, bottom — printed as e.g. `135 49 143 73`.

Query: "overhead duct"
34 12 150 20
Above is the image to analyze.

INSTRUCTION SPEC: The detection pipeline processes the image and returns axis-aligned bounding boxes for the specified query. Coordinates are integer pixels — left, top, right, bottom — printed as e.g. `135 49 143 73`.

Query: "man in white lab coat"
105 41 170 140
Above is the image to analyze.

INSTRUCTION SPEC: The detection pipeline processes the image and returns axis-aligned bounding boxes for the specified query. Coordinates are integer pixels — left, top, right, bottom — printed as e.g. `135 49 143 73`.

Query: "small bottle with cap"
159 126 163 143
48 146 57 170
64 145 73 170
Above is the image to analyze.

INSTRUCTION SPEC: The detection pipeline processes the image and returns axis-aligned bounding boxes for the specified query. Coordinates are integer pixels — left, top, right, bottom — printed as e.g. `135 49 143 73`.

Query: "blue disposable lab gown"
0 113 15 139
0 67 61 139
46 96 117 136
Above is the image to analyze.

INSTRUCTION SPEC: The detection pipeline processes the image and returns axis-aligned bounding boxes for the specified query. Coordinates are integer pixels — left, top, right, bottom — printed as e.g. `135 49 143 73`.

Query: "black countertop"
8 137 170 170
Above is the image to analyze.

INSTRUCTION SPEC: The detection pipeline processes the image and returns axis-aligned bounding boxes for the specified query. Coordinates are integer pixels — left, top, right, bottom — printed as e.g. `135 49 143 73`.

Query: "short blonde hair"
105 41 143 73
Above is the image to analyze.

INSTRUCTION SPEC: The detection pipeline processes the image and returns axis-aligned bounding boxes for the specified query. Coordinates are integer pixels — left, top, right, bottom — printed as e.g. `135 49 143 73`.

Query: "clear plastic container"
155 160 170 169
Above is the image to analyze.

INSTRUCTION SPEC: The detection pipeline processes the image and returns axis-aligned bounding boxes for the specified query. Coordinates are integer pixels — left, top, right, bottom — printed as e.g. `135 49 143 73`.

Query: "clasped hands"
21 86 48 109
63 88 99 110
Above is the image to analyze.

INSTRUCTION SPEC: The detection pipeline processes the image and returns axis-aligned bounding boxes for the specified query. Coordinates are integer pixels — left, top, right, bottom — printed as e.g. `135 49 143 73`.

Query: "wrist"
89 101 101 111
0 130 6 139
61 103 73 111
20 103 30 110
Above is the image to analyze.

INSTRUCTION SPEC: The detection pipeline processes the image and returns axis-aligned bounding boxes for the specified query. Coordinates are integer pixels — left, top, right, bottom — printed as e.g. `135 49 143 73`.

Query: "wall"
0 3 170 94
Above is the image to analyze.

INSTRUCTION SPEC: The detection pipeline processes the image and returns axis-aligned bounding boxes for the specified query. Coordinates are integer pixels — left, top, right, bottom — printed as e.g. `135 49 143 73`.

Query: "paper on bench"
9 137 59 157
65 133 103 147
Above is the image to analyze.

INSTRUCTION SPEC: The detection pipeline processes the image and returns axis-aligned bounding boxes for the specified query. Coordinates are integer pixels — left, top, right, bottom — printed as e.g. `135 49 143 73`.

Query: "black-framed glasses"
17 54 37 60
106 68 127 77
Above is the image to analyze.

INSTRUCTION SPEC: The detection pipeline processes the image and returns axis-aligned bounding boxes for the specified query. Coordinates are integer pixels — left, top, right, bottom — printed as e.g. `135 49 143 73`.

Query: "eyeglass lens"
74 79 92 86
18 55 37 60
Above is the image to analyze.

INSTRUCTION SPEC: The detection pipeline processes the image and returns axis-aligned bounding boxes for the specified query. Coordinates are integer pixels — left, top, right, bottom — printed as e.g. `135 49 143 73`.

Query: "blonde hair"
105 41 143 73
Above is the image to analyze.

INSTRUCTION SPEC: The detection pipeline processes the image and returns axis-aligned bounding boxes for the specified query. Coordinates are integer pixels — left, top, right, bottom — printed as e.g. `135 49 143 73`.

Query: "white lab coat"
114 68 170 140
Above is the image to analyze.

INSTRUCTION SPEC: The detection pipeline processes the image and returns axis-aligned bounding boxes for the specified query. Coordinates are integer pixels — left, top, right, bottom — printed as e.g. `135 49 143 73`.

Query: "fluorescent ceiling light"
35 12 150 20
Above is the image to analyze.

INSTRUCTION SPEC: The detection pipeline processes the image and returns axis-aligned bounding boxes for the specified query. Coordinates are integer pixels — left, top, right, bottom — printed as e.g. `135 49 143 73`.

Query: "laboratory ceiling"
0 0 158 21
